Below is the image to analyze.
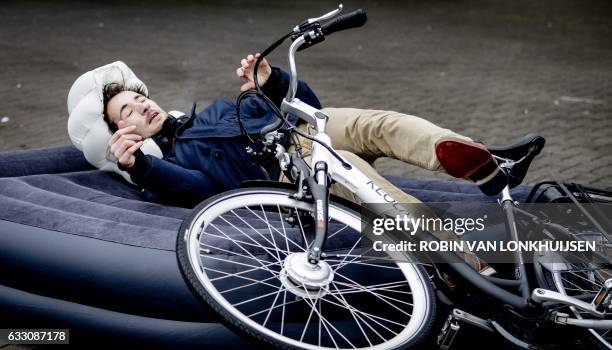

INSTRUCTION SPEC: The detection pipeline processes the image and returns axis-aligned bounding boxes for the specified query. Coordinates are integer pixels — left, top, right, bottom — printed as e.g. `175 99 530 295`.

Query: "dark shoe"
435 138 508 196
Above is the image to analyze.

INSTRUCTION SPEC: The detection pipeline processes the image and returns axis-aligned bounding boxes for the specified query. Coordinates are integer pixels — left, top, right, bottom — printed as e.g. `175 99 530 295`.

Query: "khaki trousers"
279 108 480 268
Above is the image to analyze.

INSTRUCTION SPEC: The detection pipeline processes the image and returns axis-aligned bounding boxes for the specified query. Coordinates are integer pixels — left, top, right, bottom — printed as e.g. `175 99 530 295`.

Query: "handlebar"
321 9 367 36
244 5 368 139
285 8 368 103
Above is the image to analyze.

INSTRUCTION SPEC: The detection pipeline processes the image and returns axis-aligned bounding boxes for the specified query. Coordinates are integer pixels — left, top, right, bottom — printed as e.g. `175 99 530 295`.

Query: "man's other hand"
236 53 272 92
108 121 144 169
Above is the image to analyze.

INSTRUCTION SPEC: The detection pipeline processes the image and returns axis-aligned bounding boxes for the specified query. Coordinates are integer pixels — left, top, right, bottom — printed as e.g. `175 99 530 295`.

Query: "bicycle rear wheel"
177 187 437 349
537 245 612 349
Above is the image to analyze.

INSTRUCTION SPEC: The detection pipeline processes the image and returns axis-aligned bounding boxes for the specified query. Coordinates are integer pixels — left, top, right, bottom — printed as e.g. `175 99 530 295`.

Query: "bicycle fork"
306 161 330 265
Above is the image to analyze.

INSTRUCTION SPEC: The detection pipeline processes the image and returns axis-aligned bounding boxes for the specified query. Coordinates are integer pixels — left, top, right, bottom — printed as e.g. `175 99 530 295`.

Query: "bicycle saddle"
486 133 546 188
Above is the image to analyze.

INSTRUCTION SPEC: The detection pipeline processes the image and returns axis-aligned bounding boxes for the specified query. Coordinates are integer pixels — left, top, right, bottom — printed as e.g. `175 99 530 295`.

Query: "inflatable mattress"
0 146 532 348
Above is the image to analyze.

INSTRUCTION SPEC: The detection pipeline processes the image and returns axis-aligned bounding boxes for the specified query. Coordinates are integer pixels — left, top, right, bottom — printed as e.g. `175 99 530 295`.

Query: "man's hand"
108 121 144 169
236 53 272 92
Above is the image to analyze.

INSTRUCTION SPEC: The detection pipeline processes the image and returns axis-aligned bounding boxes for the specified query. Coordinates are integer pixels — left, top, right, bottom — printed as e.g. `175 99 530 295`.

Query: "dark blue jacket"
127 68 321 207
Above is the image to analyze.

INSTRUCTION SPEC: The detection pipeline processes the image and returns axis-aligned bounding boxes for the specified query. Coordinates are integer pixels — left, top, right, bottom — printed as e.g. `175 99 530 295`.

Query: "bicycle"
176 5 612 349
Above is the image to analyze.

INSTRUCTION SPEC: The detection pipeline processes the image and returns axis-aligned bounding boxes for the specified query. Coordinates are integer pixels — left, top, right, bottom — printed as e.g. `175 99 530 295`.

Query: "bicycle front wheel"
177 187 437 350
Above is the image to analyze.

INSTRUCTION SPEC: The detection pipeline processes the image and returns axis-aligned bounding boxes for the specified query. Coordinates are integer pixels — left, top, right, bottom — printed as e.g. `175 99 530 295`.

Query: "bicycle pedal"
437 313 460 350
592 278 612 313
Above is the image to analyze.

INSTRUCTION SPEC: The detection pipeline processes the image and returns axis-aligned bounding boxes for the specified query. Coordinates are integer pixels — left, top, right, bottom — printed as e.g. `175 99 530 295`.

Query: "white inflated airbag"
67 61 163 182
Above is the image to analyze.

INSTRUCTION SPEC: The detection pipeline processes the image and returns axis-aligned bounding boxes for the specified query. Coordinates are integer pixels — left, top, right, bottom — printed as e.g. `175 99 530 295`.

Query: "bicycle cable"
235 29 352 169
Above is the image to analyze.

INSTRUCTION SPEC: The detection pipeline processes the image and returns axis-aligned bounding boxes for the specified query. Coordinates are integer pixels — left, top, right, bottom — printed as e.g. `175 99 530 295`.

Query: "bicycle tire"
177 187 437 349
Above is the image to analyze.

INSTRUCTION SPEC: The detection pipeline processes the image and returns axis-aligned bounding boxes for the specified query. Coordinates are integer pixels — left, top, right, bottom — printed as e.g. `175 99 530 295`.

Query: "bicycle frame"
278 32 533 311
275 24 612 323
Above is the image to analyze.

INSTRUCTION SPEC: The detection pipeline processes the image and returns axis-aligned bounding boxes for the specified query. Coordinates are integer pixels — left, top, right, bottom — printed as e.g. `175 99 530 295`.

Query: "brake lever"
294 4 343 32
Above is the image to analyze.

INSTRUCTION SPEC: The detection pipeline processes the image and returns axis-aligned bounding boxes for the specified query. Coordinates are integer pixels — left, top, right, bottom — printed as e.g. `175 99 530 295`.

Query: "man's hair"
102 83 147 132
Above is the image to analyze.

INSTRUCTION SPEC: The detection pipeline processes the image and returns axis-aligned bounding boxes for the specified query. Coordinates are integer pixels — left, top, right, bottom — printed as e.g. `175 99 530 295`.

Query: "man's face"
106 91 168 138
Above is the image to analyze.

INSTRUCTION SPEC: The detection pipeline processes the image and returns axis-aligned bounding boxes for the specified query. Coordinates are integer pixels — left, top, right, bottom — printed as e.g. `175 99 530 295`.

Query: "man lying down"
68 55 510 274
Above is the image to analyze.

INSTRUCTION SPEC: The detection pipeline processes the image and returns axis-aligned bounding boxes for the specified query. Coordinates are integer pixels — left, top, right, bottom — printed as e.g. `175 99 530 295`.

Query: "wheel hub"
280 252 334 299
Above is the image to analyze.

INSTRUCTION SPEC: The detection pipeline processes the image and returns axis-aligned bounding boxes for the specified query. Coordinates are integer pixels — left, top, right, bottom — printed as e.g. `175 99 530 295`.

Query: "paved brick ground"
0 0 610 190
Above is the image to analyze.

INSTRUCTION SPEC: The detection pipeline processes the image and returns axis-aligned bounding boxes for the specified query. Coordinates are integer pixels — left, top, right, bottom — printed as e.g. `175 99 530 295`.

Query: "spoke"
205 222 283 281
327 223 350 241
561 276 599 294
330 281 373 347
201 250 281 294
219 275 278 294
333 280 412 292
281 290 287 336
332 235 363 273
201 254 279 273
327 259 401 270
200 242 278 267
566 270 603 288
562 286 599 293
371 291 413 307
321 295 406 329
334 271 413 318
554 266 606 273
204 230 289 257
304 291 337 348
230 208 286 262
246 206 307 252
202 265 280 291
329 285 413 296
300 281 351 348
261 205 283 263
326 283 398 339
327 255 401 265
596 273 612 287
210 262 280 282
300 298 317 342
247 297 303 318
294 206 311 249
321 291 403 333
233 288 287 308
318 299 322 347
332 245 376 272
331 282 414 307
338 306 388 343
216 214 284 264
262 287 284 327
278 205 291 253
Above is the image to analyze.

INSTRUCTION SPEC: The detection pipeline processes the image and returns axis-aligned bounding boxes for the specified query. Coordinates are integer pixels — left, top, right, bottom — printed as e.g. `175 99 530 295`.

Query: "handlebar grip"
321 9 367 36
